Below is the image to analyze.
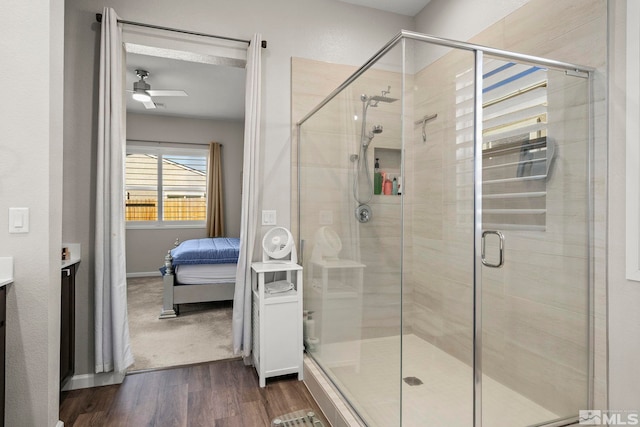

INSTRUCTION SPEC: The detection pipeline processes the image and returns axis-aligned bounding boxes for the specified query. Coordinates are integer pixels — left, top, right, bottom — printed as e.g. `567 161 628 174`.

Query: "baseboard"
126 271 161 278
62 371 126 391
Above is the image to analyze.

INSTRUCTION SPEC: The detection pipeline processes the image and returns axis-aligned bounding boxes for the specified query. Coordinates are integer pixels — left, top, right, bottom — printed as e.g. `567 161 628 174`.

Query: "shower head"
368 95 398 103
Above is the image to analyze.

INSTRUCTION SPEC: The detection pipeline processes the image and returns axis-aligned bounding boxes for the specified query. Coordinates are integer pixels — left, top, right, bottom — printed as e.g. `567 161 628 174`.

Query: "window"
125 142 208 227
454 60 550 231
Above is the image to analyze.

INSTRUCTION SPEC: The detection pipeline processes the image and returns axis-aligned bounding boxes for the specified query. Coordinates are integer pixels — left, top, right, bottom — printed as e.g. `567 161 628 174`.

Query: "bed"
159 237 240 319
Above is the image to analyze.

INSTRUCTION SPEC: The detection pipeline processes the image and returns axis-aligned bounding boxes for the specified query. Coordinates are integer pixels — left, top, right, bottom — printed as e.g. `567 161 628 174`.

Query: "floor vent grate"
271 409 325 426
403 376 424 386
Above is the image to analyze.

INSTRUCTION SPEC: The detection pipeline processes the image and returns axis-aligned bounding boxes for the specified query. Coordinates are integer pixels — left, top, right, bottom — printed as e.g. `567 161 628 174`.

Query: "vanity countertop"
0 257 13 287
61 243 81 269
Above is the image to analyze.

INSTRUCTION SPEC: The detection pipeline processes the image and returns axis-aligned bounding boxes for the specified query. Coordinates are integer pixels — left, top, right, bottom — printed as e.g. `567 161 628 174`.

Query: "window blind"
481 60 550 231
454 60 552 231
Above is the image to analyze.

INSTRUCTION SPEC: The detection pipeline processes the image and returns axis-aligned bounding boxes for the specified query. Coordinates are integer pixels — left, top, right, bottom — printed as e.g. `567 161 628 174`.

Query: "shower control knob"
356 204 372 223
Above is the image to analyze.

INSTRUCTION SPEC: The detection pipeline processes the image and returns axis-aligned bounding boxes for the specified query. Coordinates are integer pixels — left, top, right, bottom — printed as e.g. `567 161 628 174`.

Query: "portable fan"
311 226 342 263
262 227 298 264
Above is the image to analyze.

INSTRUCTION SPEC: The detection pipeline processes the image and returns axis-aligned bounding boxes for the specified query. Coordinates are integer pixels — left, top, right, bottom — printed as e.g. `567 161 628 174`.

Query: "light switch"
9 207 29 233
262 210 277 226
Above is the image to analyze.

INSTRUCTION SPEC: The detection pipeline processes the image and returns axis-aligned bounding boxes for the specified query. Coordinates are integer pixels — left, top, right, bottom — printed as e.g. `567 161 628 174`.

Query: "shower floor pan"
316 334 560 427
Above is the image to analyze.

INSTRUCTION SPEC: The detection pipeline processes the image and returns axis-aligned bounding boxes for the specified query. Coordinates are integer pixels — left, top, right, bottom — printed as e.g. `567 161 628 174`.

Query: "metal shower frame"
296 29 595 427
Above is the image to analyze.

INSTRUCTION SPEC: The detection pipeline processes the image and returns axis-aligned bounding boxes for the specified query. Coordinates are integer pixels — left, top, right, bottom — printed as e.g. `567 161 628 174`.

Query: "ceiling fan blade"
146 90 188 97
142 100 157 109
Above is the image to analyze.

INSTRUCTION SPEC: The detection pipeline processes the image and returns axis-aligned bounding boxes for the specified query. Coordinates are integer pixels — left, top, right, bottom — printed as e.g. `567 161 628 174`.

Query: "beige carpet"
126 276 236 371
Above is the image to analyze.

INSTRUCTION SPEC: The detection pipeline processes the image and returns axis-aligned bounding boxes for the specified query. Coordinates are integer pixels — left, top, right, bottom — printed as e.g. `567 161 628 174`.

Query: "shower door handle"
481 230 504 268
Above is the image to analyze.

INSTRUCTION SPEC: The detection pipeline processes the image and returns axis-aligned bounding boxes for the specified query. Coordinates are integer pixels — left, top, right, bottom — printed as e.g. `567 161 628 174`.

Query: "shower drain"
403 376 424 386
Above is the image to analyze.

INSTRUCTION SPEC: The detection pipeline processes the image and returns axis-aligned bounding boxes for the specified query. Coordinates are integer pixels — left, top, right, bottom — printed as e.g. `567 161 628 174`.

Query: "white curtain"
233 34 263 357
95 7 134 373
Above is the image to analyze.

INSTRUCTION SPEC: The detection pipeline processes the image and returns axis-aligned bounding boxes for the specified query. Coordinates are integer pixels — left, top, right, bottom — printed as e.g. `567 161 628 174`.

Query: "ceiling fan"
129 69 188 109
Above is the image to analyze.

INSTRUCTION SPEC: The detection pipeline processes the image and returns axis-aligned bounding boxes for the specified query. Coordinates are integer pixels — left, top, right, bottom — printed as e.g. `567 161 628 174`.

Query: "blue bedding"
170 237 240 266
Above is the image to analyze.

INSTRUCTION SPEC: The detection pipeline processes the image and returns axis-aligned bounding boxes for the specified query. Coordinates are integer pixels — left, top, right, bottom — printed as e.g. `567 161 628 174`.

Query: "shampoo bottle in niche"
374 158 382 195
392 177 398 195
383 173 393 195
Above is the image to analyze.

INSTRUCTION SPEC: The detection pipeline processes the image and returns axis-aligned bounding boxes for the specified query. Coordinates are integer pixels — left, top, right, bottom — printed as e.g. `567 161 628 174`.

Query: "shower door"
478 56 591 426
402 40 592 427
401 39 477 427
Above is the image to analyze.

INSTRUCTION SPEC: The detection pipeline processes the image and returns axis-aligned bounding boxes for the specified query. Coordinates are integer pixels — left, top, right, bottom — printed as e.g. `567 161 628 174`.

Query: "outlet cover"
262 210 277 226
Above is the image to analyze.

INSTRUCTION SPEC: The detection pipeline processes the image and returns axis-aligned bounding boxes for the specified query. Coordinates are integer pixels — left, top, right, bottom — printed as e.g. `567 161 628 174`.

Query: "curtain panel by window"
95 7 134 374
206 142 225 237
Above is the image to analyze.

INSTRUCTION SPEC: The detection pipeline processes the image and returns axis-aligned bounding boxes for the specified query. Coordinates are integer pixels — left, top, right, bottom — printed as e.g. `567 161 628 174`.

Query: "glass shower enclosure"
297 30 592 427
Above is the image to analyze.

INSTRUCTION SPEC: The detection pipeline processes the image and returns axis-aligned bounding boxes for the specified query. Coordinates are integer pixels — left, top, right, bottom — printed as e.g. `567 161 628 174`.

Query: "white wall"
414 0 530 41
125 113 244 274
63 0 413 378
0 0 64 425
608 0 640 411
412 0 533 68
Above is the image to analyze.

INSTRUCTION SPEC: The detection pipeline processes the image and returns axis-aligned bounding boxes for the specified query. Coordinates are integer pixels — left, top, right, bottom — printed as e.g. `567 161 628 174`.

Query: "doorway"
123 38 246 371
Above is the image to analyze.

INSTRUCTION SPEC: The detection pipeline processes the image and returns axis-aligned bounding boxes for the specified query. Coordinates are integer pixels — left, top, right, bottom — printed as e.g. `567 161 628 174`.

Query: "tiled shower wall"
293 57 407 342
292 0 607 415
407 46 593 417
410 0 608 413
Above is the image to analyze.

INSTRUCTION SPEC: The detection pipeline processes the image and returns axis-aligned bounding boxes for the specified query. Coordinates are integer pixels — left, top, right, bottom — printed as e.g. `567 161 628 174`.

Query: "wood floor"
60 358 328 427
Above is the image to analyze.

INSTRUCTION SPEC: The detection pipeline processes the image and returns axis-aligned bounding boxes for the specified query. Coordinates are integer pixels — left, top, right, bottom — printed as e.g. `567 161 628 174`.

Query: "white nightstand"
251 262 303 387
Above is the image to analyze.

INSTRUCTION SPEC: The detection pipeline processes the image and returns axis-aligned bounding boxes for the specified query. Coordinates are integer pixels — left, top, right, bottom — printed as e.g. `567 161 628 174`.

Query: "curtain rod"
95 13 267 49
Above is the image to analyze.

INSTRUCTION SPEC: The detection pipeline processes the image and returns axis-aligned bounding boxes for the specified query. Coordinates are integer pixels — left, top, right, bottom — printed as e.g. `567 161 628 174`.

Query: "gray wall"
63 0 413 379
1 0 64 425
126 113 244 274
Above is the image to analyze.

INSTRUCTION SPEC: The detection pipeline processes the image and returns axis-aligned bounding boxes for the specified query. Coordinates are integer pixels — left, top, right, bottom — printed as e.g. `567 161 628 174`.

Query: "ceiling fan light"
132 89 151 102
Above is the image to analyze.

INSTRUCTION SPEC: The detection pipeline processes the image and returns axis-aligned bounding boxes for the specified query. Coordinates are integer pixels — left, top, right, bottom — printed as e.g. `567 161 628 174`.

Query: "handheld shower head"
362 125 383 148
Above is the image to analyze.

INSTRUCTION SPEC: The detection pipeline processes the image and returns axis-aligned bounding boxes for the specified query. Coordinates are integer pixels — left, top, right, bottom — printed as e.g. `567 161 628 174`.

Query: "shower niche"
373 147 401 196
